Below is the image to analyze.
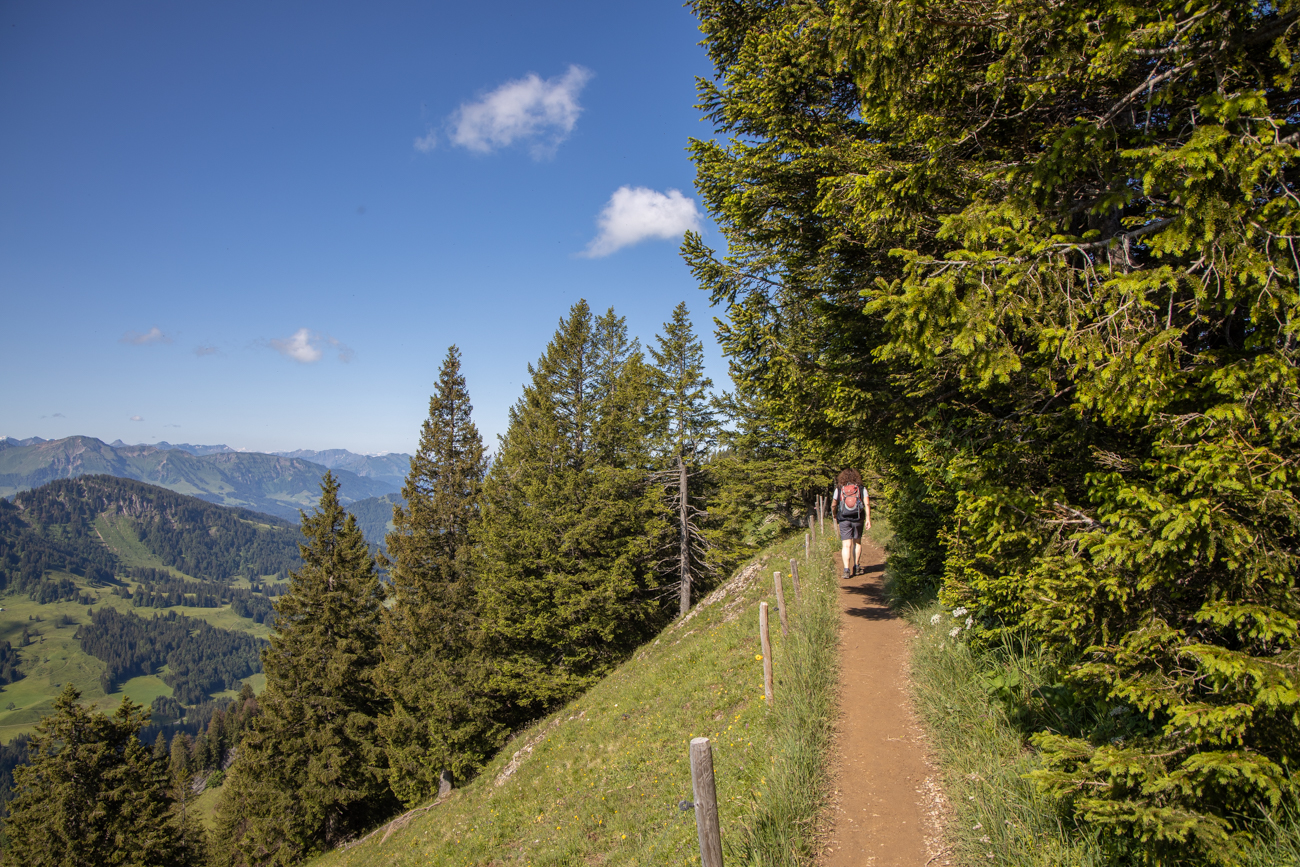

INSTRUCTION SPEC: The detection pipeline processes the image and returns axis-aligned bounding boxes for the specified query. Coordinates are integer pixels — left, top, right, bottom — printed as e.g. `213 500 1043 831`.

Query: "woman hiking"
831 469 871 579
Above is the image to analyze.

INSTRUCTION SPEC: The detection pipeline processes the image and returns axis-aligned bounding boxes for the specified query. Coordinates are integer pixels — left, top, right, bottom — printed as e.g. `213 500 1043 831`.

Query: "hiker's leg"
840 537 854 577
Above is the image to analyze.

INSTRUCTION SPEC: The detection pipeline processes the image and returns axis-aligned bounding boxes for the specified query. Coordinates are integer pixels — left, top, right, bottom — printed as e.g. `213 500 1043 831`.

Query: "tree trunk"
679 455 690 617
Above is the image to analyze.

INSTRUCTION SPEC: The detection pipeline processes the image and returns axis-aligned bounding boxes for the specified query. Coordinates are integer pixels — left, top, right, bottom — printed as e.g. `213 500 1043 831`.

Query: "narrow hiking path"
821 536 948 867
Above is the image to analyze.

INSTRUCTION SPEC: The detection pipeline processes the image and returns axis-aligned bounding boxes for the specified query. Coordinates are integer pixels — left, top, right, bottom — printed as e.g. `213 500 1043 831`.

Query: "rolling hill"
0 436 397 522
0 475 303 742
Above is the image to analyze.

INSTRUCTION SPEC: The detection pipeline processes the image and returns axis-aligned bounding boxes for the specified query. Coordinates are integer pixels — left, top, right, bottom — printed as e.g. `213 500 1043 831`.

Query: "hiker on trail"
831 469 871 579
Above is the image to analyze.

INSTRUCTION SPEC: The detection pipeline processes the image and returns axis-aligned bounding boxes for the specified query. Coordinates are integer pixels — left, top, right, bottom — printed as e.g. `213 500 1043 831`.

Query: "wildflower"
949 627 961 638
755 654 763 660
965 617 974 630
952 607 968 618
930 614 941 625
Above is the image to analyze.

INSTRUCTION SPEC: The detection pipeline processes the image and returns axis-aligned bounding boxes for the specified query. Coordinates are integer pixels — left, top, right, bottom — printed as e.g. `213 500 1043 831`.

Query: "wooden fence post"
789 558 801 600
690 737 724 867
760 602 773 705
804 531 810 561
809 513 815 539
774 571 788 636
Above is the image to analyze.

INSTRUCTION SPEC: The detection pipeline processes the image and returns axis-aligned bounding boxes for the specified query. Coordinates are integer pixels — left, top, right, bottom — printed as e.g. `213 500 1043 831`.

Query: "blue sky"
0 1 724 455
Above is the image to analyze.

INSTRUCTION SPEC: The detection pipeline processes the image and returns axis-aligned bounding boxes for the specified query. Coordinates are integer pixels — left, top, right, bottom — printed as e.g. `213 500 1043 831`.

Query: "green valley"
0 476 299 742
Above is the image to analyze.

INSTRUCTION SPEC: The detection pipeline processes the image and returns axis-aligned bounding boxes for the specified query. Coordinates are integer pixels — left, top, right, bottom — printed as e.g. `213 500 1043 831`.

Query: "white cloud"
120 326 172 346
194 344 219 357
130 415 143 422
413 130 437 152
582 187 702 257
267 328 353 364
448 65 592 158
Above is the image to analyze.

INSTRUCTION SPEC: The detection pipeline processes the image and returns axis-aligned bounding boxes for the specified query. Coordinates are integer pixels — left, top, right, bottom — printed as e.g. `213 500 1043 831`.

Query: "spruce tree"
3 685 202 867
476 301 664 719
214 473 397 866
649 302 717 613
377 345 501 806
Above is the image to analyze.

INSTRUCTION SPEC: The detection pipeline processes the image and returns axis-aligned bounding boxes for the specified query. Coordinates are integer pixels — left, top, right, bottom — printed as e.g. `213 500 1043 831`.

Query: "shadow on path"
843 564 896 621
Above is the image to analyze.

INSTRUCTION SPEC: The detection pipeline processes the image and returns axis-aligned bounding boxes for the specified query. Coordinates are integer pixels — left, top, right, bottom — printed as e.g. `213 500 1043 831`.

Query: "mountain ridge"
0 436 397 522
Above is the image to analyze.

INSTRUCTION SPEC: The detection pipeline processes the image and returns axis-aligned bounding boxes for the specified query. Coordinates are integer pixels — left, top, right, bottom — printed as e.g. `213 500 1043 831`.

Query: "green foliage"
687 0 1300 860
377 346 504 805
214 473 398 865
475 301 667 720
3 685 204 867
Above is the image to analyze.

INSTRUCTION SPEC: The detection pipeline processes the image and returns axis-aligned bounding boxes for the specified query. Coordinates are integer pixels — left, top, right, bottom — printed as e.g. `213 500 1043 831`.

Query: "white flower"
949 627 962 638
930 614 942 625
965 616 974 630
952 607 968 618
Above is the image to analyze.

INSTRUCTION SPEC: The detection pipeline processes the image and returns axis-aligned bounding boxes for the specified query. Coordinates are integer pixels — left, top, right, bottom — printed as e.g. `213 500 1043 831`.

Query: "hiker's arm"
865 491 872 530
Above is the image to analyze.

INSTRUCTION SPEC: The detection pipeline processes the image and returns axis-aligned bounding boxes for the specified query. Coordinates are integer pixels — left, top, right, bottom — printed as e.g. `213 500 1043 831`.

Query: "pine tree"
476 301 665 719
3 685 202 867
214 473 397 866
649 302 718 614
377 345 502 806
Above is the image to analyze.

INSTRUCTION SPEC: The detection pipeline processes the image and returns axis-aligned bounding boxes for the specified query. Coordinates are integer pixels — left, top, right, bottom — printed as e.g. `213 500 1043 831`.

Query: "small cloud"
164 424 181 428
194 345 219 357
413 130 437 152
267 328 353 364
582 186 702 257
40 412 66 419
130 415 144 422
448 65 592 158
120 326 172 346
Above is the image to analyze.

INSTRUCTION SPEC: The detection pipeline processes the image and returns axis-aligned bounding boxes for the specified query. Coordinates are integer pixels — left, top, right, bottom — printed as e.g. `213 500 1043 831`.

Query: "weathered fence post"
760 602 773 705
774 571 789 636
809 513 815 539
804 530 810 561
789 558 801 600
690 737 724 867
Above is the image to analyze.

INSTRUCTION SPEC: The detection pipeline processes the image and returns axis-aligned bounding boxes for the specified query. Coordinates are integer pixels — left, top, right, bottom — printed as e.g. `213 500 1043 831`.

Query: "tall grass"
725 538 839 866
904 598 1300 867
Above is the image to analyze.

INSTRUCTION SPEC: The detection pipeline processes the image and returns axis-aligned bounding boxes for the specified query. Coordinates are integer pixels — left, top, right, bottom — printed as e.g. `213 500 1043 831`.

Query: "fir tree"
649 302 718 614
377 346 502 806
649 302 716 461
476 301 665 719
3 685 202 867
214 473 397 866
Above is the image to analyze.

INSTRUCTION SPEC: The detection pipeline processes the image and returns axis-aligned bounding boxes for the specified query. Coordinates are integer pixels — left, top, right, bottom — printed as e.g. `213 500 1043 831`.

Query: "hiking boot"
843 567 851 580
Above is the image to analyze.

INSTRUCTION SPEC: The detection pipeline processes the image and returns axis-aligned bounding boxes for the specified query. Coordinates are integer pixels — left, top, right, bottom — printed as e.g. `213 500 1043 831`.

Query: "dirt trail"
821 537 947 866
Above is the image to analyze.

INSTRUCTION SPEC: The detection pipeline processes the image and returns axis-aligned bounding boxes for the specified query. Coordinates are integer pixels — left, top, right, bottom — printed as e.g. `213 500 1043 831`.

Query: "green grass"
310 530 842 867
904 600 1300 866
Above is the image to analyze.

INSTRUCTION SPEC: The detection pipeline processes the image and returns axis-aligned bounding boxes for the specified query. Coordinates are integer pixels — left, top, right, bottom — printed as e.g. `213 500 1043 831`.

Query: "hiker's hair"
836 468 862 487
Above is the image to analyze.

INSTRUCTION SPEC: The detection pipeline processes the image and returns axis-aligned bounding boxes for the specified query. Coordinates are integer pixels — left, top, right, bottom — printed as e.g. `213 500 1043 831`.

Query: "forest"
77 608 266 704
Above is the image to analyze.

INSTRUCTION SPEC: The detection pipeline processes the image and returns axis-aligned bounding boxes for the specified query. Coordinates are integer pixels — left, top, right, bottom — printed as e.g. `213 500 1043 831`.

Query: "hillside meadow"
307 528 843 867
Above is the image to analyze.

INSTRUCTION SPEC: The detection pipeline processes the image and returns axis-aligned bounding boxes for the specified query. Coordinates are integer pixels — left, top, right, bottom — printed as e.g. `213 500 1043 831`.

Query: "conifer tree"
377 345 502 806
476 301 664 719
215 473 397 866
3 685 202 867
649 302 717 613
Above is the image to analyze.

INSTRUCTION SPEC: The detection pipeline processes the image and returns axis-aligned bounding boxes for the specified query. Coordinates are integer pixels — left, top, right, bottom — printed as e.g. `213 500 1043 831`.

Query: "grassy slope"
311 529 842 867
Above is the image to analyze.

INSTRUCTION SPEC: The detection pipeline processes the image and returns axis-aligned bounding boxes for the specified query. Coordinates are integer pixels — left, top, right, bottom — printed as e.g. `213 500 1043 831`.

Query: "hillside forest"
2 2 1298 867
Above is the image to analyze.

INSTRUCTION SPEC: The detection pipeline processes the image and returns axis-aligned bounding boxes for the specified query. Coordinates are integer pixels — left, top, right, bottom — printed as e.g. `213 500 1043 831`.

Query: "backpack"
838 484 863 520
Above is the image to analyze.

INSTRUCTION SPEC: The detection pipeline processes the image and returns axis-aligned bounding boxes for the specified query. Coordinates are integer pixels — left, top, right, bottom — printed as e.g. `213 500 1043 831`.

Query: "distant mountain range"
0 436 402 523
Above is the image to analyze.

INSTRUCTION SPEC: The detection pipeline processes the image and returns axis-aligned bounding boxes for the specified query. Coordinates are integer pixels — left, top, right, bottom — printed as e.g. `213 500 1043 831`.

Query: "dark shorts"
838 519 863 540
